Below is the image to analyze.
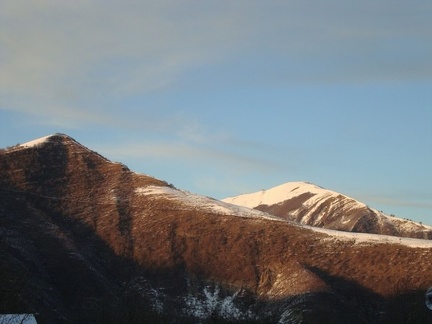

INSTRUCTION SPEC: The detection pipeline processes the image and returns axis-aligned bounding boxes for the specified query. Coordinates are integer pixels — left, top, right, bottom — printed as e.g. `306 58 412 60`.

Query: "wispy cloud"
0 0 242 125
99 140 281 173
2 0 432 128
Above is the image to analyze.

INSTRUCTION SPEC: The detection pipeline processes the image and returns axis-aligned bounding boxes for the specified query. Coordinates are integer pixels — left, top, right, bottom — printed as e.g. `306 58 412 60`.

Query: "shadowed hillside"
1 134 432 323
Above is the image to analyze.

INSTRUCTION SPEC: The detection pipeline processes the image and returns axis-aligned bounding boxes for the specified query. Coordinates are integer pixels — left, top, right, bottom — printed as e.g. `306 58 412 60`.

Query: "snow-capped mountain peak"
223 181 431 239
223 181 352 209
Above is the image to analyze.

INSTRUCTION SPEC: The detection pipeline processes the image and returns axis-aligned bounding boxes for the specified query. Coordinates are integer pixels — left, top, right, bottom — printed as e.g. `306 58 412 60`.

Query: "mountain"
223 181 432 240
1 134 432 323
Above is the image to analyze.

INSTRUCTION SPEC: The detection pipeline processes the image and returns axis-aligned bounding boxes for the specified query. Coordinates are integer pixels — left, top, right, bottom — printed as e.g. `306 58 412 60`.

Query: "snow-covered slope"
223 181 432 239
135 185 282 221
136 184 432 248
19 135 53 148
223 182 350 210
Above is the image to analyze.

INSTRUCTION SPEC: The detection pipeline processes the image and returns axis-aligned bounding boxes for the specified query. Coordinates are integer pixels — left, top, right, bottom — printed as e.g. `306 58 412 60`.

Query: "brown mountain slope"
1 134 432 323
223 182 432 239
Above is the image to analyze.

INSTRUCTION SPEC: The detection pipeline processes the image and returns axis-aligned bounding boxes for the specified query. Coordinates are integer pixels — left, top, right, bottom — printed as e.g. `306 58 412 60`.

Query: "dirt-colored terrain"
1 134 432 323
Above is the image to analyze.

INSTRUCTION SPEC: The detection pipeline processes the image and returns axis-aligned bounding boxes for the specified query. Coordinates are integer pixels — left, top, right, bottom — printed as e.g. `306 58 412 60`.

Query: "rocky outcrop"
1 134 432 323
223 182 432 239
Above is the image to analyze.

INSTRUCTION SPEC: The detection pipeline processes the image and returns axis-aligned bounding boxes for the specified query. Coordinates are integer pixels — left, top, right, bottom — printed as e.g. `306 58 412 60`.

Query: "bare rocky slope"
1 134 432 323
223 182 432 240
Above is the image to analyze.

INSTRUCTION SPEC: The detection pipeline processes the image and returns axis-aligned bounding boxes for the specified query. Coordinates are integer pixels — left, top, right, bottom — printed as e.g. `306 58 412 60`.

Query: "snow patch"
0 314 37 324
135 186 282 221
308 225 432 248
19 135 52 148
277 295 309 324
182 285 253 321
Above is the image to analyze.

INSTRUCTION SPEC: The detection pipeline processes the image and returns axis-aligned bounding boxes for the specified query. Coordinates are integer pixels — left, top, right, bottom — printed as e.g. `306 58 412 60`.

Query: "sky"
1 1 431 224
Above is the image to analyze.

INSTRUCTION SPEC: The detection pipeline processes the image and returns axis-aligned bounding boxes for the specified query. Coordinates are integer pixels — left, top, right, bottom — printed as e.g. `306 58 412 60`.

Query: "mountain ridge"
1 134 432 322
223 181 432 239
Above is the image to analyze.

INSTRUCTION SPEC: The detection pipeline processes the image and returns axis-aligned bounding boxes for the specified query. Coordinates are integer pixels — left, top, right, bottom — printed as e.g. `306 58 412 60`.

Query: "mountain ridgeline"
1 134 432 323
223 182 432 240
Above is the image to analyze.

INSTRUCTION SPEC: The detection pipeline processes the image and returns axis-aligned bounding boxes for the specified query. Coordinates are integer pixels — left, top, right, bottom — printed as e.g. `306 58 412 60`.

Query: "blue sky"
1 1 431 224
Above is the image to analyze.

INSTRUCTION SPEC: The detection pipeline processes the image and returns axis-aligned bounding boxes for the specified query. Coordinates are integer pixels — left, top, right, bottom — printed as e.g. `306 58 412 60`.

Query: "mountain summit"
1 134 432 322
223 181 432 239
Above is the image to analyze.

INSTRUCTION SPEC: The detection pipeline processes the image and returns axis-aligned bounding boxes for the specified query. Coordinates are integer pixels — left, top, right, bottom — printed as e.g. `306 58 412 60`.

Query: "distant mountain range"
223 182 432 239
1 134 432 323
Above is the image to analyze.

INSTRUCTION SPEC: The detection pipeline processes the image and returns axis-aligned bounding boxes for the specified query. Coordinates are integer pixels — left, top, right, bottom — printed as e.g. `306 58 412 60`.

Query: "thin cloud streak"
2 1 432 128
1 1 240 105
100 141 281 173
